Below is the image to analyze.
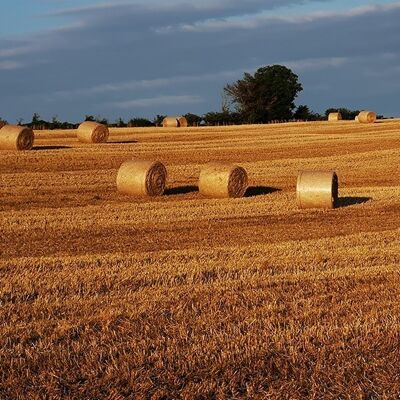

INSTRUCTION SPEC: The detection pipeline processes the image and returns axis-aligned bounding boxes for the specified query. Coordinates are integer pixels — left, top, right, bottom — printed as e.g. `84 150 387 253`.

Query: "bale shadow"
33 145 71 150
245 186 281 197
337 197 371 208
108 139 137 144
165 185 199 196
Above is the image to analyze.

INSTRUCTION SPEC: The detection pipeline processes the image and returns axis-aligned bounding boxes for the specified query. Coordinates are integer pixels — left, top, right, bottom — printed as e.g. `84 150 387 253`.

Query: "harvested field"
1 120 400 399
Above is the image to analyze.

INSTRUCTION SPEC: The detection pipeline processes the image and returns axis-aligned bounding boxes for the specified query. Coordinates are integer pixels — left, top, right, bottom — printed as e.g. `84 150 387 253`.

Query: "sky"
1 0 400 123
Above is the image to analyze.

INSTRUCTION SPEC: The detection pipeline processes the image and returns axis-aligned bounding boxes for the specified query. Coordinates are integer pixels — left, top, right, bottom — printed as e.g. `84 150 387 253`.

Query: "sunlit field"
1 120 400 398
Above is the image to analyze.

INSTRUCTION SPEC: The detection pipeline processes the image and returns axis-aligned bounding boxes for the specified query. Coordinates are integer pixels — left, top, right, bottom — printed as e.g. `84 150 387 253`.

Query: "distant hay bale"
357 111 376 124
117 160 167 197
355 116 359 122
162 116 188 128
199 162 248 198
77 121 109 143
0 125 34 151
328 112 342 122
297 170 338 209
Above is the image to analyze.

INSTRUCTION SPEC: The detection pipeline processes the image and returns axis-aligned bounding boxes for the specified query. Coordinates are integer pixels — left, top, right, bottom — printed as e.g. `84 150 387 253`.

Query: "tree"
294 105 323 121
115 117 127 128
325 108 360 120
184 113 202 126
31 113 41 125
128 118 154 127
153 115 166 127
224 65 303 123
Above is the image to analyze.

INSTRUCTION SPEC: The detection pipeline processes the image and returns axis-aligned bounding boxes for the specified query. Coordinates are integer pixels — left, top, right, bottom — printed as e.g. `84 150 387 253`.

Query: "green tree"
184 113 202 126
153 115 166 127
31 113 41 125
224 65 303 123
128 118 154 127
325 108 360 120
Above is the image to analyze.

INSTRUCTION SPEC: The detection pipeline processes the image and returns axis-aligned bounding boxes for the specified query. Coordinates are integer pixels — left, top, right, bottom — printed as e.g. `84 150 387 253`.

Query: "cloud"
160 2 400 33
1 0 400 121
0 61 23 70
45 0 312 18
111 95 204 108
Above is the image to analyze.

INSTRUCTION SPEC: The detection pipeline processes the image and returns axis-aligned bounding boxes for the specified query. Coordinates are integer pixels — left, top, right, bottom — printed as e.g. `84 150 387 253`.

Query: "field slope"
1 121 400 399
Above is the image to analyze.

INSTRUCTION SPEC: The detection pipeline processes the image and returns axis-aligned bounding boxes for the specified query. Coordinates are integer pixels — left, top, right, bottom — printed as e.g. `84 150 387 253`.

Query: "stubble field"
1 121 400 399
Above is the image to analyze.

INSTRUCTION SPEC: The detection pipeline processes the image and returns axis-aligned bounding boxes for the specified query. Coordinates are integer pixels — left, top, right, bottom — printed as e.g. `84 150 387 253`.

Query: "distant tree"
184 113 202 126
31 113 41 125
85 115 95 122
294 105 323 121
225 65 303 123
51 115 62 129
153 114 166 127
203 111 241 126
115 117 127 128
128 118 154 127
325 108 360 120
294 105 311 120
95 116 108 125
16 118 24 125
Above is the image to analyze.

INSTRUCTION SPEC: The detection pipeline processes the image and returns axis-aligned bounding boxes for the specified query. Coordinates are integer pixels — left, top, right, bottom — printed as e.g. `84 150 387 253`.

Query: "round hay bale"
355 115 359 122
357 111 376 124
117 160 167 197
162 116 188 128
77 121 109 143
297 170 338 209
199 162 248 198
0 124 34 151
328 112 342 122
177 116 188 127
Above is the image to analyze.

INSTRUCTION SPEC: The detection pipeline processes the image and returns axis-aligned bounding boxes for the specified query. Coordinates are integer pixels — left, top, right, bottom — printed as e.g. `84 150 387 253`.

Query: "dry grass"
1 120 400 398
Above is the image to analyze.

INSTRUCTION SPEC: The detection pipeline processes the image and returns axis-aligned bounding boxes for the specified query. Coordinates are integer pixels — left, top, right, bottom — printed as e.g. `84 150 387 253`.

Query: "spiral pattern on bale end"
0 125 34 151
357 111 376 124
297 170 339 210
199 162 248 199
117 160 167 197
77 121 109 143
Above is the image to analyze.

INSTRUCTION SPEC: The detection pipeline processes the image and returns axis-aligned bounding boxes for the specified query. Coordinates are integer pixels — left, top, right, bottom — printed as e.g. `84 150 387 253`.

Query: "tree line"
0 65 385 129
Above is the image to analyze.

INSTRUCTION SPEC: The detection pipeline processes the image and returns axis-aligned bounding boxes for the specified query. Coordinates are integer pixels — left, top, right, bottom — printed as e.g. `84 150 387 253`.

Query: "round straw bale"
0 124 34 151
162 116 188 128
177 116 188 127
117 160 167 197
297 170 338 209
357 111 376 124
328 112 342 122
355 115 359 122
199 162 248 198
77 121 109 143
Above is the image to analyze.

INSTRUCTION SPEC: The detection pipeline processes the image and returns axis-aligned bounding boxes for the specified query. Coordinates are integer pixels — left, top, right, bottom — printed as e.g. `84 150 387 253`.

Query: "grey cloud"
1 1 400 122
111 94 204 108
